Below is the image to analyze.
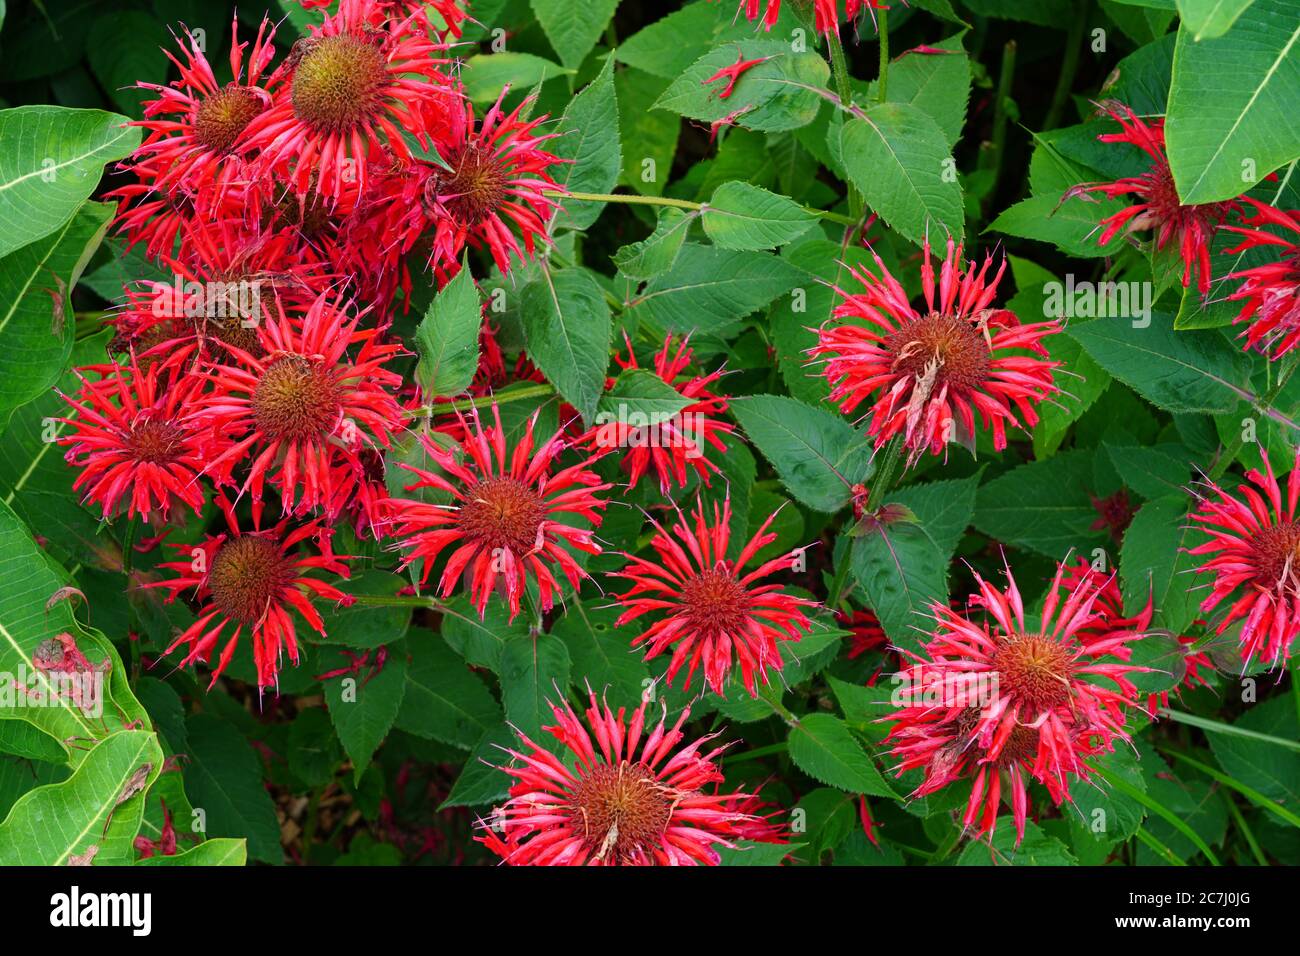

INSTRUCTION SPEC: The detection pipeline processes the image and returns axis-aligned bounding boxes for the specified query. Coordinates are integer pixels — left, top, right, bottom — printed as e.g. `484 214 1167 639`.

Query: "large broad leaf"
554 604 651 705
626 245 808 336
394 633 502 749
0 730 162 865
839 102 965 245
1209 697 1300 804
1166 0 1300 204
499 634 572 741
865 35 972 148
322 641 409 784
1177 0 1257 40
0 500 147 764
531 0 619 69
730 395 872 513
0 201 113 413
183 715 282 865
702 182 817 250
137 838 247 866
613 207 693 279
551 56 621 231
851 475 978 652
521 267 612 424
460 53 572 104
0 106 139 258
414 257 481 398
956 819 1078 865
787 713 896 798
1067 314 1254 414
973 450 1109 559
441 595 530 673
85 11 169 117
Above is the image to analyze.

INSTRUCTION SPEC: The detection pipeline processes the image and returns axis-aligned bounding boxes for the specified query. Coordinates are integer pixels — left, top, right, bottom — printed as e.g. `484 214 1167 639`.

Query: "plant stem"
549 189 858 227
1044 0 1087 131
350 593 443 610
408 382 555 418
875 8 889 104
982 40 1016 219
826 28 865 218
865 436 905 510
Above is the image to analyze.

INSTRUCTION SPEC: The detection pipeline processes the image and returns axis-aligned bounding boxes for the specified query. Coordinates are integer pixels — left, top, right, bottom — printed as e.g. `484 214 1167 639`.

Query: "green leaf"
956 819 1079 865
0 201 111 413
702 181 816 250
973 450 1108 558
414 257 481 398
1206 697 1300 808
521 267 612 424
852 475 978 652
615 68 679 197
499 634 572 740
839 102 965 245
1177 0 1257 39
137 838 246 866
1105 443 1191 500
718 839 798 866
1120 495 1200 634
553 602 650 704
319 570 412 649
531 0 619 69
1166 0 1300 203
598 367 692 422
460 53 572 104
0 106 139 258
440 725 514 809
0 730 161 865
787 713 896 797
183 715 282 865
395 634 502 749
626 244 807 335
866 36 972 148
551 56 621 231
323 642 408 783
612 207 693 278
1068 314 1254 414
1069 747 1148 849
731 394 872 513
441 595 529 673
85 12 169 117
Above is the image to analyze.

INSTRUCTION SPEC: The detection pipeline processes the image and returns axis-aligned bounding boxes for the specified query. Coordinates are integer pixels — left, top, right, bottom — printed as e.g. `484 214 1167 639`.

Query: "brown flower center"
884 312 993 392
1249 522 1300 587
435 144 510 225
193 85 264 153
291 34 389 131
954 706 1040 765
679 567 751 634
457 477 547 555
990 635 1073 711
126 418 185 464
209 536 293 625
568 762 673 863
252 354 342 442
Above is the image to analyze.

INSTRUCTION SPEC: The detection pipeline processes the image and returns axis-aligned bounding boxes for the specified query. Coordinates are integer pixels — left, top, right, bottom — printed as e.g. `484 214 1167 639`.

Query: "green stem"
1208 354 1300 480
1043 0 1087 131
875 8 889 104
865 436 905 511
1224 795 1269 866
826 28 865 218
983 40 1016 219
120 518 141 683
350 593 443 610
549 189 858 227
408 382 555 418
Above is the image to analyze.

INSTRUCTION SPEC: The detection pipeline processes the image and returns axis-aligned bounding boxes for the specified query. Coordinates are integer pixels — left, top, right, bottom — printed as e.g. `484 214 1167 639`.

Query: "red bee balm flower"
242 0 456 200
147 498 351 689
1189 448 1300 669
595 335 736 494
129 16 277 195
885 561 1149 843
739 0 874 34
1222 198 1300 359
58 363 207 521
611 496 818 697
192 292 405 521
479 692 763 865
383 406 611 620
1082 103 1240 295
812 238 1061 466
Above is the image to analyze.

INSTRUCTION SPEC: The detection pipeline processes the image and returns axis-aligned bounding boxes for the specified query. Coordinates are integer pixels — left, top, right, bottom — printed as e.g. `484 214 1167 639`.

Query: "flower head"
58 362 207 521
383 405 611 620
1222 198 1300 360
1081 102 1240 295
190 292 406 522
884 560 1149 844
812 238 1061 466
129 16 277 195
611 495 818 697
146 496 350 689
1189 448 1300 669
738 0 875 35
243 0 456 201
594 335 736 494
479 691 762 865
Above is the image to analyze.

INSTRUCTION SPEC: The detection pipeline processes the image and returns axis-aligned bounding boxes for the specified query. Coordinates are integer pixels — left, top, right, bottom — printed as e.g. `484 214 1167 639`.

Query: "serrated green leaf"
414 257 481 398
787 713 895 797
521 267 612 424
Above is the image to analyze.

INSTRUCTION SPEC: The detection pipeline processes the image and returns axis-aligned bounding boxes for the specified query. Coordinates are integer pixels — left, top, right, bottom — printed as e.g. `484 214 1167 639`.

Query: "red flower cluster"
884 560 1151 847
